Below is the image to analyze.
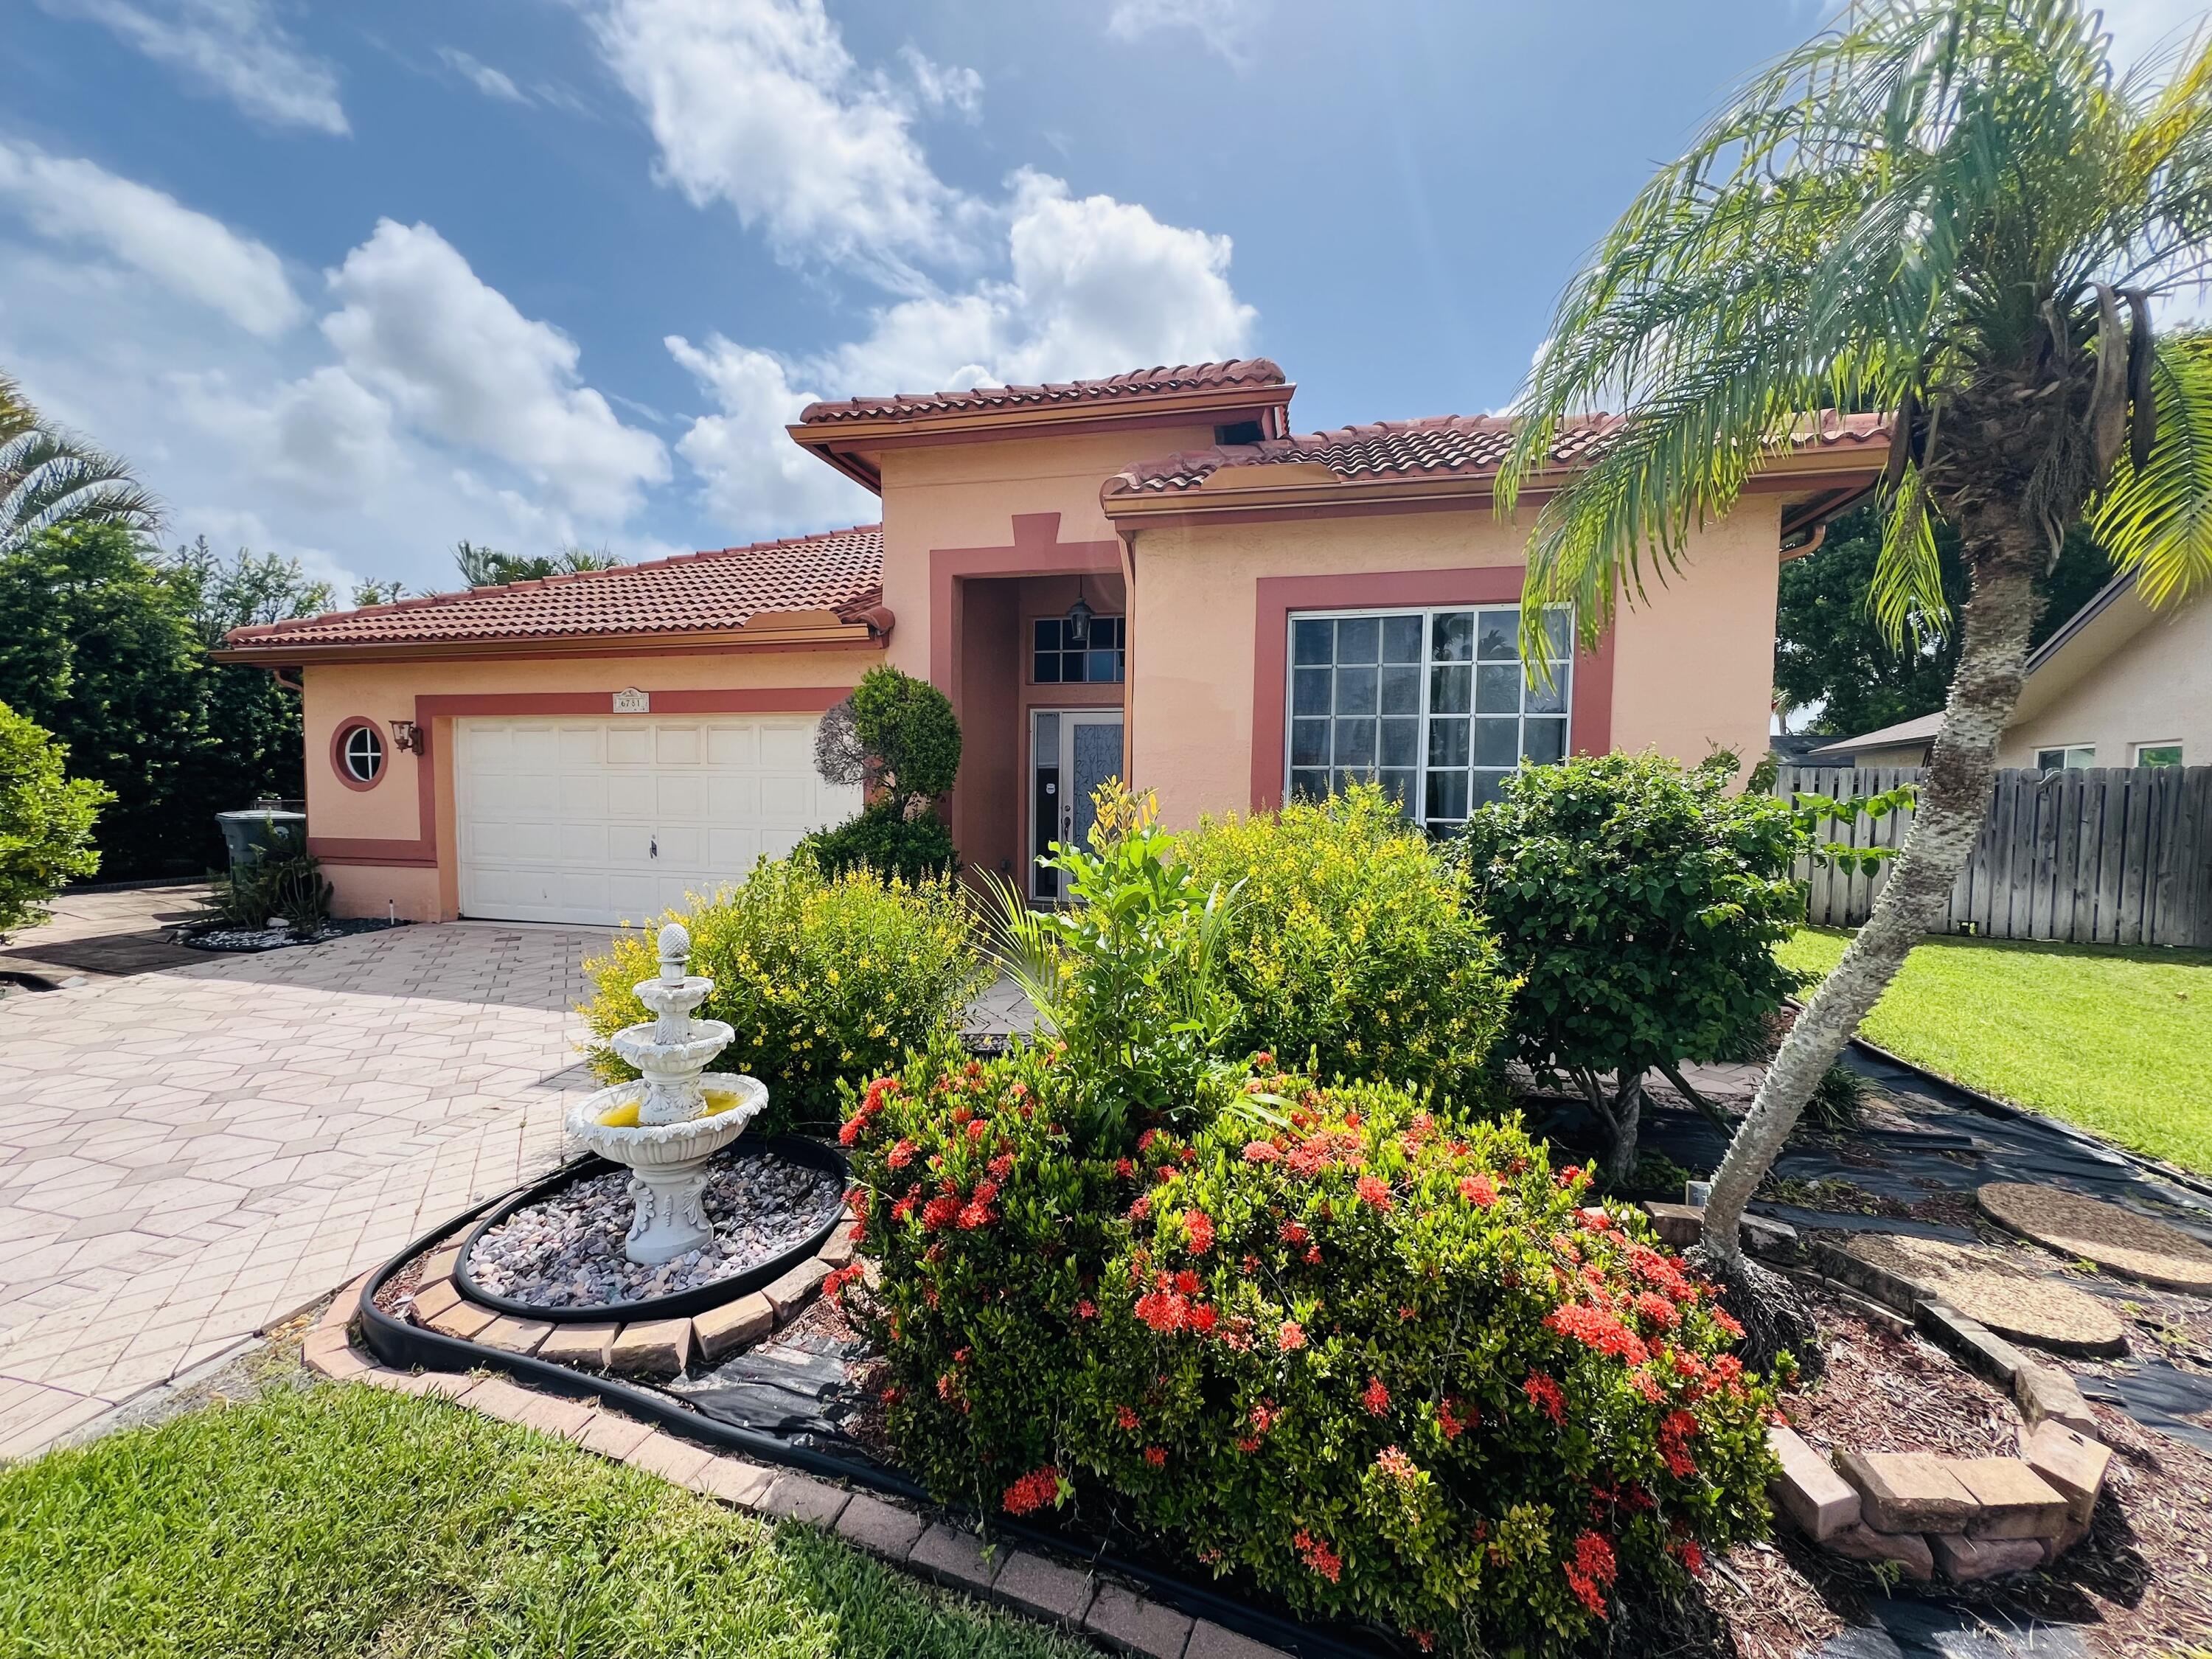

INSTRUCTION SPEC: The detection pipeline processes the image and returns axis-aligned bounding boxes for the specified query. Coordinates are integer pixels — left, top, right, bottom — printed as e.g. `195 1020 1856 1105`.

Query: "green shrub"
984 785 1245 1151
796 797 956 883
840 1051 1780 1655
1452 753 1806 1182
1178 785 1515 1108
0 700 109 936
582 857 991 1135
208 848 333 939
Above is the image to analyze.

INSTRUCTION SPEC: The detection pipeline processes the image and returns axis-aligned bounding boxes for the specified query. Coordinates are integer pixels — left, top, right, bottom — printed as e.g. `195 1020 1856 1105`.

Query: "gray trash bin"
217 810 307 874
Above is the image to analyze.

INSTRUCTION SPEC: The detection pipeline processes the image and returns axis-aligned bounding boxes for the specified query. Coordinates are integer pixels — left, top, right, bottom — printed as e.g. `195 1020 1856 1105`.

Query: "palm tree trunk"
1694 498 2041 1346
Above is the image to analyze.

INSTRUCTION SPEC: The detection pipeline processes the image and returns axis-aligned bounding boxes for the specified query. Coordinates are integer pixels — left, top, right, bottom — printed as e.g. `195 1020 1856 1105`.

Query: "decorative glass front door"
1029 708 1124 900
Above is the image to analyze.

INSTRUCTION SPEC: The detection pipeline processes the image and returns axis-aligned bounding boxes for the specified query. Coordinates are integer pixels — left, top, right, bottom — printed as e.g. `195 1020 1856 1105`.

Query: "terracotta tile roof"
797 358 1286 425
1105 410 1891 497
220 525 885 653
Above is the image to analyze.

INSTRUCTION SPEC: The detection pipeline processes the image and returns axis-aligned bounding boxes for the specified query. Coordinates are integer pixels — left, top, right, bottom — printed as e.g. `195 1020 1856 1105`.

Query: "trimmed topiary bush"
1178 785 1515 1109
581 856 990 1135
797 797 957 884
839 1046 1782 1655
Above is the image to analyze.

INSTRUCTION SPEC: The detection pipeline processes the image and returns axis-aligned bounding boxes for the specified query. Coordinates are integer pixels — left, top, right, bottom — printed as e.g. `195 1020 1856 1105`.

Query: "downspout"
1117 526 1138 791
272 667 304 693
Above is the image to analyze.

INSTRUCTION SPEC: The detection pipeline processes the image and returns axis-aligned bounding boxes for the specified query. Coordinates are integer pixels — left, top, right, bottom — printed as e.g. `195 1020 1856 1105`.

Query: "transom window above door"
1287 605 1572 835
1033 616 1125 684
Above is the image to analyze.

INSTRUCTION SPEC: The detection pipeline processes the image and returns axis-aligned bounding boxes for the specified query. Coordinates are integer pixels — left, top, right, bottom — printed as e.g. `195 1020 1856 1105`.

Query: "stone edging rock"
302 1280 1289 1659
1640 1202 2113 1585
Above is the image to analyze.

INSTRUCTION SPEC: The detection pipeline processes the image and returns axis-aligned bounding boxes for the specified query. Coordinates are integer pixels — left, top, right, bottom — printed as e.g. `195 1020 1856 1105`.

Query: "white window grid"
344 723 385 782
1284 604 1572 835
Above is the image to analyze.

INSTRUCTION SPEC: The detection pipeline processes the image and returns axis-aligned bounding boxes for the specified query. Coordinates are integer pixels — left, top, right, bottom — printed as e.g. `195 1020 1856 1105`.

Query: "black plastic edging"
352 1193 1396 1659
451 1136 848 1324
1839 1028 2212 1204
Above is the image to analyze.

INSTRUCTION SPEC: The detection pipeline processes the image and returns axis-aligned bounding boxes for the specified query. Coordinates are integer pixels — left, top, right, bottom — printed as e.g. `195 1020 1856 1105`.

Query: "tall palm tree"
0 370 161 557
1498 1 2212 1351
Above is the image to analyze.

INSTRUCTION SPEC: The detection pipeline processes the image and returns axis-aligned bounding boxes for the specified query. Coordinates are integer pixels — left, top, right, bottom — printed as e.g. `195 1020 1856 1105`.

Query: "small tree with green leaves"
806 667 964 880
0 702 110 938
1454 753 1810 1184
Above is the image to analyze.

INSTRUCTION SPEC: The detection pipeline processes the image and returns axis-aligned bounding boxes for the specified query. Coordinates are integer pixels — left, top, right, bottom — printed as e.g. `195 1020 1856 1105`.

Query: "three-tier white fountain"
564 922 769 1265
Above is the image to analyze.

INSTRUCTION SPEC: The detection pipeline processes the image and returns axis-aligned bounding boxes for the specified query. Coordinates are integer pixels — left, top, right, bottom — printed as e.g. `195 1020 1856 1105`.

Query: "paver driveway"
0 918 616 1458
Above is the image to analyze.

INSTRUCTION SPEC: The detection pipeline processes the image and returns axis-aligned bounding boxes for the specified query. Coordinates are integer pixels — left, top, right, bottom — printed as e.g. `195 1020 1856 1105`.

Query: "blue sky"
3 0 2199 597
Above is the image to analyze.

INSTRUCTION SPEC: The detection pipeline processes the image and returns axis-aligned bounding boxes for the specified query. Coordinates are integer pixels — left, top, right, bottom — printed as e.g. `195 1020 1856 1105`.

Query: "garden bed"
176 916 403 953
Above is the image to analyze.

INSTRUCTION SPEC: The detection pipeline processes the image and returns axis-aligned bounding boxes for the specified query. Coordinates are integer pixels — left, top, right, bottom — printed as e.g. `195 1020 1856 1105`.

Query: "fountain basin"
563 1073 768 1264
454 1133 849 1324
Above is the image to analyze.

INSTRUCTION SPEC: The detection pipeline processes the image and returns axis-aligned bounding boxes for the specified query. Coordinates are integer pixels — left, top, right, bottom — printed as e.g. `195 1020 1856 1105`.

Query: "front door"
1029 708 1124 900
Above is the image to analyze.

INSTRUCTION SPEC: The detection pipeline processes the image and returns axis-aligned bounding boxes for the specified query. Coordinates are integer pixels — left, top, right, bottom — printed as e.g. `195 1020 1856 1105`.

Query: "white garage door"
454 716 861 925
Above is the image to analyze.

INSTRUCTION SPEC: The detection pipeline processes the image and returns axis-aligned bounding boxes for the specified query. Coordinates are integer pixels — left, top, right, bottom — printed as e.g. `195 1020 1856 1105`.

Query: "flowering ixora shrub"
838 1046 1782 1655
581 855 990 1135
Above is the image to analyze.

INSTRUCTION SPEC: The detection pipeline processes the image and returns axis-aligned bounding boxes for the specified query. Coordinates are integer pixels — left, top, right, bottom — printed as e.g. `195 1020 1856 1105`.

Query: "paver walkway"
0 917 615 1458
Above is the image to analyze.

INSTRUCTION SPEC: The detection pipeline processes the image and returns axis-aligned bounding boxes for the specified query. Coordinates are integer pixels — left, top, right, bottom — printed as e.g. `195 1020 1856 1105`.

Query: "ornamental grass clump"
1177 785 1515 1110
580 855 990 1136
839 1046 1781 1655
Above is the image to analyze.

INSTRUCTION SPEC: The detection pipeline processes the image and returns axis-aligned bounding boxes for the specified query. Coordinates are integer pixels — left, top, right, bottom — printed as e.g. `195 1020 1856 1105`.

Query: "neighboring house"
1801 570 2203 774
216 359 1886 925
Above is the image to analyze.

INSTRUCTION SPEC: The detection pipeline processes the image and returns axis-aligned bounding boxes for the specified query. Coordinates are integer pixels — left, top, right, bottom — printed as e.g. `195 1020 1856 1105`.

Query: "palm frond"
1868 457 1948 647
0 385 161 555
2092 329 2212 605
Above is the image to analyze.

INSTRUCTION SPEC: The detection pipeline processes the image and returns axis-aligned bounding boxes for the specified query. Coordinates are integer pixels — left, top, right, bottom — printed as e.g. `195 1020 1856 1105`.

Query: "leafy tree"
0 524 206 876
1500 1 2212 1352
0 702 110 937
351 579 409 607
1453 753 1806 1183
1776 505 2112 735
0 369 160 557
454 540 622 587
165 538 333 818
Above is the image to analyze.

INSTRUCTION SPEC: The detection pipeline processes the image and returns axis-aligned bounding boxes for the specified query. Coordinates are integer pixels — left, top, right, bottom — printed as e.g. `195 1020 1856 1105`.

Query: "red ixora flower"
1183 1210 1217 1253
1115 1405 1141 1431
1564 1530 1618 1618
1660 1409 1701 1477
1458 1172 1498 1207
1277 1320 1307 1352
920 1194 959 1231
1523 1371 1567 1425
1361 1376 1391 1416
1002 1466 1061 1516
838 1114 866 1146
1143 1445 1167 1467
886 1138 917 1169
1438 1397 1475 1441
1377 1444 1419 1484
1242 1140 1281 1164
1292 1528 1343 1583
1354 1173 1394 1210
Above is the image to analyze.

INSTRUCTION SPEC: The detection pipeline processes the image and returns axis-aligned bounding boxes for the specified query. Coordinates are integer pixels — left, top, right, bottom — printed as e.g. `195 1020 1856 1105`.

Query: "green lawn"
1777 927 2212 1174
0 1383 1083 1659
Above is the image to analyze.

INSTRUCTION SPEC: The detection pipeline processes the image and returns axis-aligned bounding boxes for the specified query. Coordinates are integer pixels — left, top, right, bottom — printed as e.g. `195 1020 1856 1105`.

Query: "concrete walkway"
0 912 614 1458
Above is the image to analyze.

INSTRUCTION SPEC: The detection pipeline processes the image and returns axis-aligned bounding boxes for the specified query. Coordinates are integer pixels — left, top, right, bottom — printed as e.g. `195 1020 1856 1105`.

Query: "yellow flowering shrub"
580 855 991 1134
1178 785 1517 1110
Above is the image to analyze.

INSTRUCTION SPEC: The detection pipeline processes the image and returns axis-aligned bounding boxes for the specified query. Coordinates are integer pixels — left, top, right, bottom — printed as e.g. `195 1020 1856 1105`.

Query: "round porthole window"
334 720 386 788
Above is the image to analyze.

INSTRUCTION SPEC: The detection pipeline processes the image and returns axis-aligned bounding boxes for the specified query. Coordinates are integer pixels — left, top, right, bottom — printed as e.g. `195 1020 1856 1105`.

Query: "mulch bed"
1703 1285 2212 1658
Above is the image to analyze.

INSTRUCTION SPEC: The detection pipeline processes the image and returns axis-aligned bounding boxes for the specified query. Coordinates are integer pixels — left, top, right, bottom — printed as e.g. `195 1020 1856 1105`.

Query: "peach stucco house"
218 359 1888 926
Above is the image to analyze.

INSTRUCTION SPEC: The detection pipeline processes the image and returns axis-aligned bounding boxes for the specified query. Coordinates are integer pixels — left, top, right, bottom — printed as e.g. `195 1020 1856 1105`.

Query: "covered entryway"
453 715 860 925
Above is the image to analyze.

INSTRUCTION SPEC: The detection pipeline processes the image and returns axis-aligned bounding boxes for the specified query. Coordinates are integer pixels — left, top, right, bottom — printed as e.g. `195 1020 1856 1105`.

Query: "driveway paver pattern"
0 918 614 1458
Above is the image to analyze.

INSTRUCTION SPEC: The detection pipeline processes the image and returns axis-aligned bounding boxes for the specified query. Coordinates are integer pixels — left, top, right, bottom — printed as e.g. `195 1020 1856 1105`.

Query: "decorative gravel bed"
467 1148 844 1309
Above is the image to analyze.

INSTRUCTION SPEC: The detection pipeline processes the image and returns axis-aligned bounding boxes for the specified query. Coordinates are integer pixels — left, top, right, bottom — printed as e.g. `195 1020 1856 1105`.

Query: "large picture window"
1032 616 1125 684
1287 605 1571 834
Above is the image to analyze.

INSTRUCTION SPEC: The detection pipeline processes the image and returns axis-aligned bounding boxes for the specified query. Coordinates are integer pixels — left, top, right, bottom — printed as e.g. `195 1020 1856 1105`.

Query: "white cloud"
0 139 303 338
664 335 875 531
1106 0 1267 66
899 44 983 121
320 220 669 521
665 173 1253 528
437 45 529 105
48 0 347 135
587 0 976 279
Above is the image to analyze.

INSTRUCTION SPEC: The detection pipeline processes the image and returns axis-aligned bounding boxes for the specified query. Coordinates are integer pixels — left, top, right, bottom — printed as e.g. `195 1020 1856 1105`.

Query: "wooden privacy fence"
1776 764 2212 947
